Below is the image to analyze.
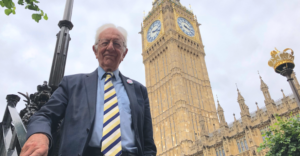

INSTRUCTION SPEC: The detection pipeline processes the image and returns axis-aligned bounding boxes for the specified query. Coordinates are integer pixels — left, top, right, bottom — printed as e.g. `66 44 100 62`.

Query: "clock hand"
152 29 159 33
184 25 190 31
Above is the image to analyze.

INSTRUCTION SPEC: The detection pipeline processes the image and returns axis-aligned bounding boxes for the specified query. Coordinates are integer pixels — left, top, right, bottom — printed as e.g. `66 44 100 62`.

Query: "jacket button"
86 128 90 133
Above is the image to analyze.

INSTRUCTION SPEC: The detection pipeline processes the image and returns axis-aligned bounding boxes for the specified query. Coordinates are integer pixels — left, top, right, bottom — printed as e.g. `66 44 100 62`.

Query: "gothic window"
215 147 225 156
260 126 271 141
244 139 248 150
240 141 245 151
237 142 241 153
236 136 248 153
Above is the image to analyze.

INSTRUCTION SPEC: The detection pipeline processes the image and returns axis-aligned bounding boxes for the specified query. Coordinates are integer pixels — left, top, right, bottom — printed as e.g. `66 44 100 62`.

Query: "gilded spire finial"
189 4 193 13
143 10 145 19
216 95 219 103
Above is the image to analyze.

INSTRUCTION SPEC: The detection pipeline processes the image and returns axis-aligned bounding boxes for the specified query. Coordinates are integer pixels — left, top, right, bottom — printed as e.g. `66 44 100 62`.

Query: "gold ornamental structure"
268 48 300 108
268 48 295 73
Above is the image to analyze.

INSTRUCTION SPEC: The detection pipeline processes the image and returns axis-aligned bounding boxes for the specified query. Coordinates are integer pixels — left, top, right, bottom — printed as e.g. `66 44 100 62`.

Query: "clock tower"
140 0 219 155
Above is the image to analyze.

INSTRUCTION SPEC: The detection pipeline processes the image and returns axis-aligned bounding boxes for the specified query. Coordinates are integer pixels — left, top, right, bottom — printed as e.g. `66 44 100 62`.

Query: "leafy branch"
0 0 48 22
258 114 300 156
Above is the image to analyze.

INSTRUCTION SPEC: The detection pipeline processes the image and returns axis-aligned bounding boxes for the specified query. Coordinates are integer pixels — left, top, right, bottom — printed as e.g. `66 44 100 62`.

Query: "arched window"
237 142 241 153
215 147 225 156
236 136 249 153
244 138 248 150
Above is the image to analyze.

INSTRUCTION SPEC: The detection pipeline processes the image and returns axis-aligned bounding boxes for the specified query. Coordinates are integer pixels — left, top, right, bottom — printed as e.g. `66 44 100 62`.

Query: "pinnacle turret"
281 89 286 98
237 88 244 101
233 114 237 122
236 88 251 124
258 73 276 114
216 97 228 128
259 74 268 90
216 95 223 112
236 88 248 110
217 102 223 112
255 102 259 111
259 74 274 103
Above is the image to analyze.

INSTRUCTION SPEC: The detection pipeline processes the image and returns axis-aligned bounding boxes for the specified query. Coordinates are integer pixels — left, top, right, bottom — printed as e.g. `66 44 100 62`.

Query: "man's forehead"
99 28 124 40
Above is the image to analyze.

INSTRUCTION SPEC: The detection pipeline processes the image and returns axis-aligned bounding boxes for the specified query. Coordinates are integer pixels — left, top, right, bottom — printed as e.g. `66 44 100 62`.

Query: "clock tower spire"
140 1 218 155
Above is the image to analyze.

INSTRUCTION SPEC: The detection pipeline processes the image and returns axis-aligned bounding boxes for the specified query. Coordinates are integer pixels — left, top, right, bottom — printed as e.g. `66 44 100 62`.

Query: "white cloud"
0 24 21 41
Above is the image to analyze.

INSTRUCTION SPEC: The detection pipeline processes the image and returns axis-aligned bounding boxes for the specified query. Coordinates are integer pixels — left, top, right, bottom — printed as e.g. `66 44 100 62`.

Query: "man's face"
93 28 128 72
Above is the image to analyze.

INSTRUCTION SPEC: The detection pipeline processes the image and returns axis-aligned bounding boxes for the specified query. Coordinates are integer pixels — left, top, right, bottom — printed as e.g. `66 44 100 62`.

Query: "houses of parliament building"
139 0 300 156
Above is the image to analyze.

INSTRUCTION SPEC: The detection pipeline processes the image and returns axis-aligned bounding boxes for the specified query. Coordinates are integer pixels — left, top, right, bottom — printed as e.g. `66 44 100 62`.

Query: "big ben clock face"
147 20 161 42
177 17 195 37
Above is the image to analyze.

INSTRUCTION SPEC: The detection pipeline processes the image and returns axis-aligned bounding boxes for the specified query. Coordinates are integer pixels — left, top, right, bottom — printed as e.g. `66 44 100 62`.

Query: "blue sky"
1 0 300 124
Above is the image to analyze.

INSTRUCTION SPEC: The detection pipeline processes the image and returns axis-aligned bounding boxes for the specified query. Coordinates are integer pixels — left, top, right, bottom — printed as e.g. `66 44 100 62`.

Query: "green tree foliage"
0 0 48 22
258 114 300 156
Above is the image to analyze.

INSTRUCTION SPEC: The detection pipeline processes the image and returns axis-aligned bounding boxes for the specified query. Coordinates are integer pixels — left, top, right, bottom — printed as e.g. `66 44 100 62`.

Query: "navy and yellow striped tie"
101 72 122 156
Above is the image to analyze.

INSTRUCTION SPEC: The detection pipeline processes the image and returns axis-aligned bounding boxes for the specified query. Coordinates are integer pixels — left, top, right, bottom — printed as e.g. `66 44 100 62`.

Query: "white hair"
94 24 128 49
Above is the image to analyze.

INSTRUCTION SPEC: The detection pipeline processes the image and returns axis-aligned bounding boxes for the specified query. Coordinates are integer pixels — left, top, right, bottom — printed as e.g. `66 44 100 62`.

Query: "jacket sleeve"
26 76 69 146
141 86 157 156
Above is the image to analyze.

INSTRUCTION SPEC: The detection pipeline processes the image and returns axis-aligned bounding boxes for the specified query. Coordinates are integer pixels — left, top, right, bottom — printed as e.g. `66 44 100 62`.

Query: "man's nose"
106 41 115 51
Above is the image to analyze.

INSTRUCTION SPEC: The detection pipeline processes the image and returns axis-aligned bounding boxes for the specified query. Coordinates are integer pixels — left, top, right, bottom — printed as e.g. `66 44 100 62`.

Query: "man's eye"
114 43 121 47
101 42 108 46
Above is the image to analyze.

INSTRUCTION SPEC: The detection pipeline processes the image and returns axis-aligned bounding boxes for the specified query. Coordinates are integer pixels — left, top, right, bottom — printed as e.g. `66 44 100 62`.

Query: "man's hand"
20 133 49 156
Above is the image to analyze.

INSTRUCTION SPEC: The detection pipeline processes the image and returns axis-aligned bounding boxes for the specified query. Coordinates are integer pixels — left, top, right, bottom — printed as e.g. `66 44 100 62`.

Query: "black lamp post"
48 0 74 91
268 48 300 108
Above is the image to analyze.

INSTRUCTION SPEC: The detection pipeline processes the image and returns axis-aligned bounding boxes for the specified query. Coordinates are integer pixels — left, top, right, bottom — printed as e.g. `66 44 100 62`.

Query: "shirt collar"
97 66 120 80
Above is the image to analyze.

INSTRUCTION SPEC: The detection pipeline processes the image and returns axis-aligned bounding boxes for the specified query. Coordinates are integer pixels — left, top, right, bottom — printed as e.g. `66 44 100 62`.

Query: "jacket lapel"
84 69 98 123
119 72 138 130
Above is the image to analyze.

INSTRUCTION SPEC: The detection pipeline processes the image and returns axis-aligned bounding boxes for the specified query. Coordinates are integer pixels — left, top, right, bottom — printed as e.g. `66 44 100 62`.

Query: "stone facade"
140 1 300 156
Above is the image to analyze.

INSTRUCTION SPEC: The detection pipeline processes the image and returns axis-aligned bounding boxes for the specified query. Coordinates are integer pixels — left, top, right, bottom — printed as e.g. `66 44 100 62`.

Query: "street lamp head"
268 48 300 108
268 48 295 73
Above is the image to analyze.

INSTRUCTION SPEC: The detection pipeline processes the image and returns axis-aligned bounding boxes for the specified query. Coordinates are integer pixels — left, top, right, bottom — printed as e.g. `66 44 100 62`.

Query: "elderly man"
20 24 157 156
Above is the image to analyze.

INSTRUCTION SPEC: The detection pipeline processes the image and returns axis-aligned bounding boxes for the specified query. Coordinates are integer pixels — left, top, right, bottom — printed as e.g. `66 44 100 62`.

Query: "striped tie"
101 72 122 156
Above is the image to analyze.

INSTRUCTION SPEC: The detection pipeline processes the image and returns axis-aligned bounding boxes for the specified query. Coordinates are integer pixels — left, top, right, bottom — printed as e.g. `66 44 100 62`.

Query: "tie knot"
105 72 113 78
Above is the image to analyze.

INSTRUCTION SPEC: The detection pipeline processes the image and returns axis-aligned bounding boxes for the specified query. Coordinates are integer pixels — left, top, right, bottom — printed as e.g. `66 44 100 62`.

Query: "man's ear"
92 45 97 58
121 48 128 61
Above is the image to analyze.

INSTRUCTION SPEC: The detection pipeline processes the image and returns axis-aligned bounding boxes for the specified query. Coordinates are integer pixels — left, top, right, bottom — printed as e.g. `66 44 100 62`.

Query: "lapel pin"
127 79 133 84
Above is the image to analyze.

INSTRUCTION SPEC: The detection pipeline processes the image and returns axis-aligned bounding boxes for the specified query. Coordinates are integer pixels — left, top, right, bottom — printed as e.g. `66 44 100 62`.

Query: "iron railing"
0 95 27 156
